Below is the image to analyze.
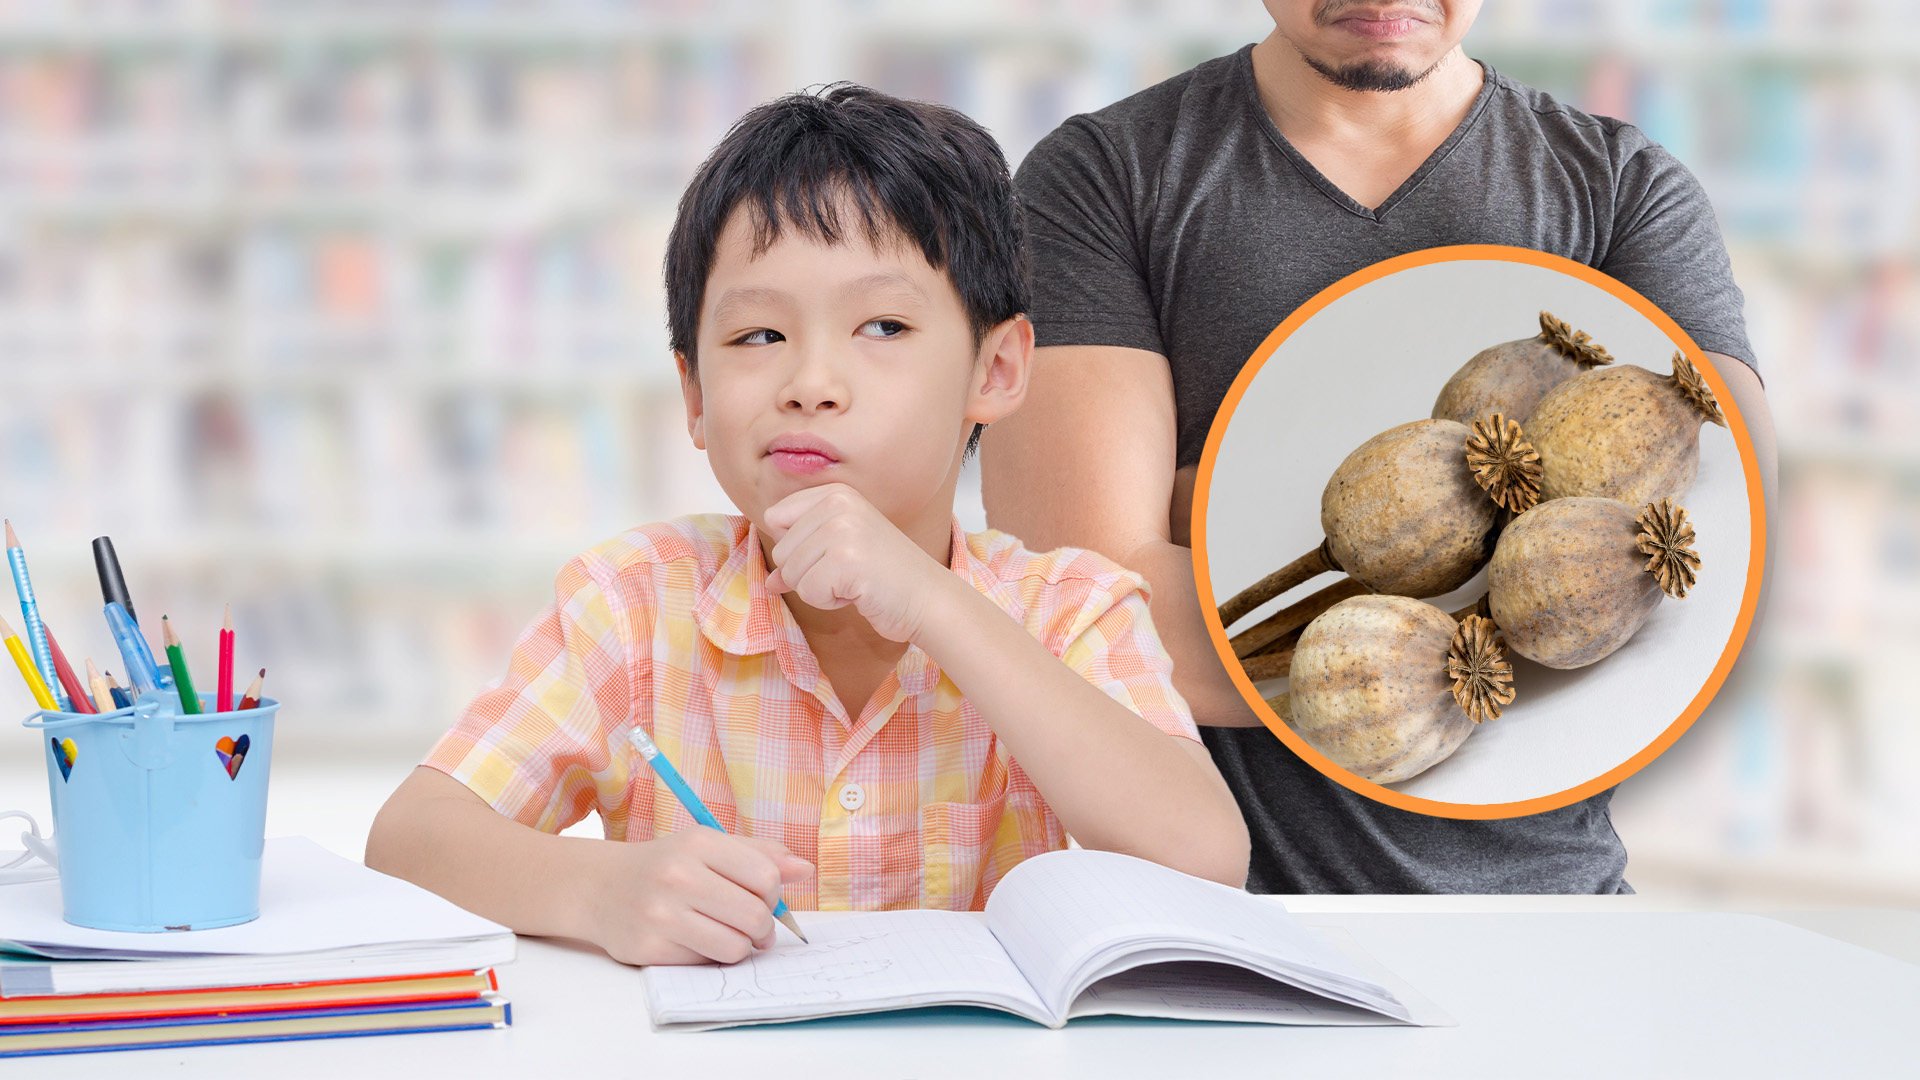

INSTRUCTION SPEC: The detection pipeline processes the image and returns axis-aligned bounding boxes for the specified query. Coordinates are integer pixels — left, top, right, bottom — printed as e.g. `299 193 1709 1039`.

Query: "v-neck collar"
1237 44 1496 223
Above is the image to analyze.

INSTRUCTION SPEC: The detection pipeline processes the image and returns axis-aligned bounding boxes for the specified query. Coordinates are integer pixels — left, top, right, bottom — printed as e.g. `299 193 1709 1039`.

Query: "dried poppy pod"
1526 351 1727 504
1431 310 1614 426
1487 496 1701 669
1268 596 1514 784
1218 415 1541 630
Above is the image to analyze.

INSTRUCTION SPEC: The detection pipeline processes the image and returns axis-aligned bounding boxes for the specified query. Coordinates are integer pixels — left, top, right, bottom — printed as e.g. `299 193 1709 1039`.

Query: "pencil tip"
3 519 16 547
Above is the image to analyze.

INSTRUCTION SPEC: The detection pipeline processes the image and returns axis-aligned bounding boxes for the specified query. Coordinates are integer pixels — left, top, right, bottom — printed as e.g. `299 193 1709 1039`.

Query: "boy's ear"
676 351 707 450
965 314 1035 427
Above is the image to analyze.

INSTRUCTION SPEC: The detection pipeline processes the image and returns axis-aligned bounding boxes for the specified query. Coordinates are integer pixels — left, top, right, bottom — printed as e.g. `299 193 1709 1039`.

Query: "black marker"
93 536 138 625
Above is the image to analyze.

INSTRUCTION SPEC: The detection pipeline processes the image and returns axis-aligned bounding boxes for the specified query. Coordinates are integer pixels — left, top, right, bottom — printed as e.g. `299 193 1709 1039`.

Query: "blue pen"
627 727 808 944
104 601 163 696
4 521 69 711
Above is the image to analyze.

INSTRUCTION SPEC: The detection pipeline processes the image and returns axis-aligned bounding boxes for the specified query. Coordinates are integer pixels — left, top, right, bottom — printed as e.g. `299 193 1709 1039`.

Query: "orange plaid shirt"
424 513 1199 911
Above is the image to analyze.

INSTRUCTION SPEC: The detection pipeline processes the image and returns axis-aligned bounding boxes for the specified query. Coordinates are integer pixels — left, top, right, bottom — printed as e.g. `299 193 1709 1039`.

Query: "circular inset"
1192 246 1765 819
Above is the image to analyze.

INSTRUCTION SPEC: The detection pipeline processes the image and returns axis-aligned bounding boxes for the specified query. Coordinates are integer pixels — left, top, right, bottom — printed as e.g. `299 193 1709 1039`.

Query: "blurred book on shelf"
0 0 1915 903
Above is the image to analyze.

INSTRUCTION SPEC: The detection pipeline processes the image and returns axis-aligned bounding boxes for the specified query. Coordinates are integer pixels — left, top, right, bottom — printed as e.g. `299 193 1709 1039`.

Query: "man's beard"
1302 53 1443 93
1302 0 1448 91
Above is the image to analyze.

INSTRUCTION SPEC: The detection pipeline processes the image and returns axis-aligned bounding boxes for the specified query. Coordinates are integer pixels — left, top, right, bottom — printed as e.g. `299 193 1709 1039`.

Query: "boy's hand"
763 483 954 642
587 829 813 966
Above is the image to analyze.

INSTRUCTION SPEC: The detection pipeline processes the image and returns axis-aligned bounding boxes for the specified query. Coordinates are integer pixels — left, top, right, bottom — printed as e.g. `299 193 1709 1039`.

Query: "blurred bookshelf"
1 0 1915 902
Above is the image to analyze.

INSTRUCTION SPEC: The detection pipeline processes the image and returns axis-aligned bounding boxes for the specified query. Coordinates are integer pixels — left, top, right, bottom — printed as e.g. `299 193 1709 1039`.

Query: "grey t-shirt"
1014 47 1757 894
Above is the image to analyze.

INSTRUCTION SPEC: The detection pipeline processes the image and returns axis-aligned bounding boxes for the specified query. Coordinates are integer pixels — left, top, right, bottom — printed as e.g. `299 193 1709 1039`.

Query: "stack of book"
0 837 514 1059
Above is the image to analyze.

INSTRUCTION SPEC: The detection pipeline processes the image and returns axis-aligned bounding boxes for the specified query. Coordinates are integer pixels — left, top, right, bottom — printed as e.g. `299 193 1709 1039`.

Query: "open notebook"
646 850 1452 1030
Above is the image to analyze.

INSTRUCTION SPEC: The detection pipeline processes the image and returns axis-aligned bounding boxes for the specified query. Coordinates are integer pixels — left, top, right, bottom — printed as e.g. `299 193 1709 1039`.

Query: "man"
982 0 1779 893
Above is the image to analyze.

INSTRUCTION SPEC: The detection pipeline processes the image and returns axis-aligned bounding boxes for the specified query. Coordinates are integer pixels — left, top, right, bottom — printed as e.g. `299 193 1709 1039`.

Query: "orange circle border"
1189 244 1769 820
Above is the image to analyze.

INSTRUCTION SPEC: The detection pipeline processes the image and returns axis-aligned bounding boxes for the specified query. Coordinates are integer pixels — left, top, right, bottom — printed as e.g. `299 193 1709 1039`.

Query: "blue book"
0 995 510 1059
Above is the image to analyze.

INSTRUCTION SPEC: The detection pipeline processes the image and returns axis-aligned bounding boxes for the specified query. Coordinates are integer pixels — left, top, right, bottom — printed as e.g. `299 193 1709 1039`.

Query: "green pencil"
161 616 201 715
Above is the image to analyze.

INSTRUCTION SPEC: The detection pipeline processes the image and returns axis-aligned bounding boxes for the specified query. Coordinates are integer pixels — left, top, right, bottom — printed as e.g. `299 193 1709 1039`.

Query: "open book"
645 850 1451 1030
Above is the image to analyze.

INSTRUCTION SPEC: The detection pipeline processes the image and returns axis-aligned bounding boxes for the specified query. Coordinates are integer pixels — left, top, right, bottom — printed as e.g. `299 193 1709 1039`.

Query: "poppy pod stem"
1217 538 1340 630
1230 576 1368 659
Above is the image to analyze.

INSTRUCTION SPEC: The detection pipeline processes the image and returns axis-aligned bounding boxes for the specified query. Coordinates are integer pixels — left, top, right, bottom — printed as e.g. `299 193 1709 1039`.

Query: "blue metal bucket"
22 695 279 932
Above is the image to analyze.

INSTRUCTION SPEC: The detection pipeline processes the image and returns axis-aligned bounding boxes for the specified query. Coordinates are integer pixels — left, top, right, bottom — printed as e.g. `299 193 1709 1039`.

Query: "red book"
0 969 499 1025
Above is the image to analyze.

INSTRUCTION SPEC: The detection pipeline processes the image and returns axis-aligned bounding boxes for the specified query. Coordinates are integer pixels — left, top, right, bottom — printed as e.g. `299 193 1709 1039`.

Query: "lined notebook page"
644 911 1047 1026
983 850 1385 1012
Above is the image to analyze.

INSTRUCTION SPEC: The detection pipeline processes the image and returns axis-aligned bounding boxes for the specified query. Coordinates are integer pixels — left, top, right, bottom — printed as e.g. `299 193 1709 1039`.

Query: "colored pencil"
218 604 235 713
0 613 58 711
86 659 115 715
161 616 201 714
41 623 96 714
4 521 68 710
238 668 266 711
104 671 132 710
627 727 808 944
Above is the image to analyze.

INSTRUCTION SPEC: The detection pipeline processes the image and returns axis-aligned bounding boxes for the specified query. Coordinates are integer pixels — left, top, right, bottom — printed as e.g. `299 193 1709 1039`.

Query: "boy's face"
679 205 1025 536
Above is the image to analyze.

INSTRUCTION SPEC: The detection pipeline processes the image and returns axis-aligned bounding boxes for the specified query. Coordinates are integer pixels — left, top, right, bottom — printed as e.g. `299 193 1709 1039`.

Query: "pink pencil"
218 604 235 713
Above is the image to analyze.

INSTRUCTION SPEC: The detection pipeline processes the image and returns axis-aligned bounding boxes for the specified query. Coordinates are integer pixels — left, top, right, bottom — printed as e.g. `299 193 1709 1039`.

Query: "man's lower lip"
1337 17 1422 39
770 451 837 475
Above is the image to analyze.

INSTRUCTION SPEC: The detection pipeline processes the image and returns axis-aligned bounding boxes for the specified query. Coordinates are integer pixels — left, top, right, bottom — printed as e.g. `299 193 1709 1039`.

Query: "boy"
366 85 1249 967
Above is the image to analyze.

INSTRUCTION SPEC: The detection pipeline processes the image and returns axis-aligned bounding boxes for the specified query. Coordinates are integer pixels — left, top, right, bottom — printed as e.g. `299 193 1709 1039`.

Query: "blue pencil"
5 521 69 711
626 727 808 944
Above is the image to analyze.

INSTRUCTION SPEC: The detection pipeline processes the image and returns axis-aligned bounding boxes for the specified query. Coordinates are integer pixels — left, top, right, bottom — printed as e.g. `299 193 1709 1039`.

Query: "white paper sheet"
0 835 510 958
646 910 1049 1027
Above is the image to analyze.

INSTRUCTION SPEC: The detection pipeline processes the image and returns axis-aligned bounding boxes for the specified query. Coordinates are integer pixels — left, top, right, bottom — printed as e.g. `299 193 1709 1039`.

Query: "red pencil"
218 604 235 713
42 623 96 714
238 668 266 711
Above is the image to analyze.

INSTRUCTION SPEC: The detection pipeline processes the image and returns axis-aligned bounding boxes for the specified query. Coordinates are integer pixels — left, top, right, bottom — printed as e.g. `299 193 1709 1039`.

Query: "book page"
1069 961 1396 1025
984 850 1405 1020
643 911 1051 1029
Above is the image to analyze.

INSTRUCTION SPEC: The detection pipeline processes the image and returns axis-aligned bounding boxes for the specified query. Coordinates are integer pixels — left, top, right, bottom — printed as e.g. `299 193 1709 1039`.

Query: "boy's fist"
587 828 812 966
762 483 954 643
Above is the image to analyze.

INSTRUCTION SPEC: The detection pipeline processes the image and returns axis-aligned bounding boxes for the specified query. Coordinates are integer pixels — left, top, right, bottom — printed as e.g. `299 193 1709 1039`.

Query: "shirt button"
837 783 866 812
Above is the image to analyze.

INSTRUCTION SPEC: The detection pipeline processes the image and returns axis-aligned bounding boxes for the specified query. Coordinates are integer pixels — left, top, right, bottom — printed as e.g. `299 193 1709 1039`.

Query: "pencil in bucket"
7 525 282 932
23 691 281 932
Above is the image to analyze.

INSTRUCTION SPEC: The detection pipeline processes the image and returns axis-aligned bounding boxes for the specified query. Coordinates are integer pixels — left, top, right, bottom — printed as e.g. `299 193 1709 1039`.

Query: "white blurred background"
0 0 1913 904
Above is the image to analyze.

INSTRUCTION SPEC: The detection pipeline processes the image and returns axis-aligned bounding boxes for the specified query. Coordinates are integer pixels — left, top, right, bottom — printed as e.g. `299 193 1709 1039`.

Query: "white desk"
20 901 1920 1078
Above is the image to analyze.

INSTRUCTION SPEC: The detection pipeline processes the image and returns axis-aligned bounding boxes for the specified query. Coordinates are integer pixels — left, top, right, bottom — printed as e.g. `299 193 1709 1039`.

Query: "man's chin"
1304 55 1438 93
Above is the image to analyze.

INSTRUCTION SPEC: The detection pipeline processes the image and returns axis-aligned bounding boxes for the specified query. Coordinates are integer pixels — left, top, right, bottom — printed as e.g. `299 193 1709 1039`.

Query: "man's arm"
1708 355 1776 528
980 343 1263 728
1708 353 1778 633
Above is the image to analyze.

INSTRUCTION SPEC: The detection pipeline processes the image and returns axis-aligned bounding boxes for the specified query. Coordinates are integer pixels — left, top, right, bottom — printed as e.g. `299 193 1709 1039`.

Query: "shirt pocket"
918 795 1007 911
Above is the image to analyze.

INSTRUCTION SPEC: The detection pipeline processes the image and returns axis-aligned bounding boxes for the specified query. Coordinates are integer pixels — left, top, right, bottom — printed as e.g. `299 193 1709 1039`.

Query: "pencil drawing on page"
712 933 895 1003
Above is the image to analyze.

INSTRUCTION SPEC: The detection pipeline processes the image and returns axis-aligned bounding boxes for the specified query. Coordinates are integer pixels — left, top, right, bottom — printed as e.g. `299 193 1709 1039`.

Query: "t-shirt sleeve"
1043 561 1202 744
423 555 639 834
1601 132 1760 379
1015 116 1168 355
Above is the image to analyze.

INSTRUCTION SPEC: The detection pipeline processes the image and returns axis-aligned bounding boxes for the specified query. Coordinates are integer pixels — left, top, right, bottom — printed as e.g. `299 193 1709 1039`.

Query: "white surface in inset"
1204 259 1755 805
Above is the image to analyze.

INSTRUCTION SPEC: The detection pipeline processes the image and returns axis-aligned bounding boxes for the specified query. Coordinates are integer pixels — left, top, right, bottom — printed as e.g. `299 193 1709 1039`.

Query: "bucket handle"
0 810 58 884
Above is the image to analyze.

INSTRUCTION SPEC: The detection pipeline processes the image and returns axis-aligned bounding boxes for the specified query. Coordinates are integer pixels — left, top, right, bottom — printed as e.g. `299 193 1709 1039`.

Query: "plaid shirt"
424 514 1199 911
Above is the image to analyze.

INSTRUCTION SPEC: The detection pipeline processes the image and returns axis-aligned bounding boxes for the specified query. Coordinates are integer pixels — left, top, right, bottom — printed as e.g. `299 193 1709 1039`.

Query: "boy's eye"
732 328 785 346
859 319 910 339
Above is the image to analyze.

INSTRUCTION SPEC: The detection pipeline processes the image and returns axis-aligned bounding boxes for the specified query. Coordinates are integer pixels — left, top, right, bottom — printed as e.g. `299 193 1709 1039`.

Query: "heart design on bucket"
50 737 76 781
214 733 251 780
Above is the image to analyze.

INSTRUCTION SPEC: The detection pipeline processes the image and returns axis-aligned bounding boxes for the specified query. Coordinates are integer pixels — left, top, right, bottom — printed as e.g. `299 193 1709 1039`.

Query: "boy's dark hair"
665 83 1030 461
